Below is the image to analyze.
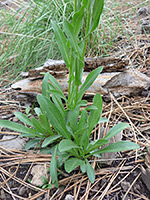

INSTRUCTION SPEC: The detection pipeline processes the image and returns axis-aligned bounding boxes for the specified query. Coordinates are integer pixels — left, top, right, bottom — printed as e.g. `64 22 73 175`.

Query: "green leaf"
39 113 53 134
42 135 61 148
88 93 103 135
63 19 81 54
77 109 88 131
85 105 98 111
72 6 84 36
14 112 33 127
88 0 104 34
97 141 140 154
59 139 80 152
80 162 87 173
24 138 41 150
42 72 50 97
37 95 70 139
34 107 42 116
86 162 95 183
0 120 36 135
31 118 46 134
78 67 103 100
104 123 130 140
25 106 30 115
67 106 80 132
85 139 109 154
46 73 64 94
75 56 84 86
98 117 109 124
65 158 84 173
52 95 65 117
50 145 58 188
48 89 67 102
51 21 70 67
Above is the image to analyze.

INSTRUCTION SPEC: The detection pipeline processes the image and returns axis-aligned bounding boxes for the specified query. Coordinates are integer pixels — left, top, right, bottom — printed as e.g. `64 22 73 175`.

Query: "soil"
0 0 150 200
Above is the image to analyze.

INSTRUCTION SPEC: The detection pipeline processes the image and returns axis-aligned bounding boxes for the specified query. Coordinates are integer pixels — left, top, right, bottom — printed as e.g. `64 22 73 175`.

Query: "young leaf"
14 112 33 127
52 95 65 117
80 162 87 173
39 113 53 134
59 139 80 152
46 73 64 94
24 138 41 150
98 117 109 124
63 19 81 54
42 135 61 148
85 139 109 154
42 72 50 97
97 141 140 154
67 106 80 132
86 162 95 183
48 89 67 102
75 56 84 86
88 0 104 34
0 120 36 135
72 6 84 36
104 123 130 140
88 93 103 135
78 66 103 100
37 95 70 139
50 145 58 188
31 118 46 134
65 158 84 173
51 21 70 67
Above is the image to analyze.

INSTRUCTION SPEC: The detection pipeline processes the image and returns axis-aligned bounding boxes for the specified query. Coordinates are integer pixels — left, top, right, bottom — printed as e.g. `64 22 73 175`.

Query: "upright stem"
74 0 77 12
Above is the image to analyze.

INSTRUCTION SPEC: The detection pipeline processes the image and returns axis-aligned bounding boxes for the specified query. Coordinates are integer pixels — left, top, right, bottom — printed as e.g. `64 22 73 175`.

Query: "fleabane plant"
0 0 139 187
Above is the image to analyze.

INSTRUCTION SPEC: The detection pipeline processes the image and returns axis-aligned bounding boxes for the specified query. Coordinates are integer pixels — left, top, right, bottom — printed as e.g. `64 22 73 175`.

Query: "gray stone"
65 194 74 200
0 135 27 150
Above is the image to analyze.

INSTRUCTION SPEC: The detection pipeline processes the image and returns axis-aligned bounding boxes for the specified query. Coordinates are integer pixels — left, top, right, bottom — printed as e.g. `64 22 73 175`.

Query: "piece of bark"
141 166 150 192
21 57 129 78
12 72 114 95
141 147 150 192
12 70 150 101
103 69 150 98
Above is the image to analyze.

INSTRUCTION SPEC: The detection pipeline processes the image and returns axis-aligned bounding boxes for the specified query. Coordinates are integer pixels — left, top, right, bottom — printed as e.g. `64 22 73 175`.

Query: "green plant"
0 0 139 186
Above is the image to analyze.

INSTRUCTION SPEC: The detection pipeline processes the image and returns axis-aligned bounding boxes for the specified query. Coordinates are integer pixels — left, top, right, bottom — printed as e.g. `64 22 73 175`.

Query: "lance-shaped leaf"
14 112 33 127
63 19 81 54
37 95 70 139
88 0 104 34
65 158 84 173
86 162 95 183
50 145 58 188
51 20 70 67
72 6 84 36
104 123 130 140
0 120 37 136
97 141 140 154
88 93 103 135
78 66 103 100
59 139 80 152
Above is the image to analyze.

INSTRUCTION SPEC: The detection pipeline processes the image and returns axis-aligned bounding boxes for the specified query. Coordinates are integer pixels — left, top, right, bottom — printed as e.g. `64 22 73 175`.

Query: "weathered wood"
21 57 129 78
12 69 150 100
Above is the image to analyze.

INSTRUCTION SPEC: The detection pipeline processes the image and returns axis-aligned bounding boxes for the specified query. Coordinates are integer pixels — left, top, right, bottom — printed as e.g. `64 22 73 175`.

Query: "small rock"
141 166 150 192
141 19 150 34
19 186 27 196
0 135 27 150
121 181 130 191
0 189 6 200
65 194 74 200
31 165 47 186
137 7 149 17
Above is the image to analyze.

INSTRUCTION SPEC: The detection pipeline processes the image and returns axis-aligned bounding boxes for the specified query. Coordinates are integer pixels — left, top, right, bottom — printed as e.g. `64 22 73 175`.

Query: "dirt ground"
0 0 150 200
